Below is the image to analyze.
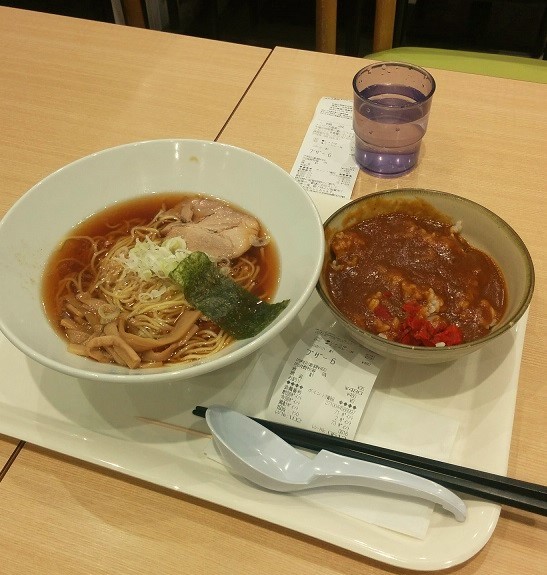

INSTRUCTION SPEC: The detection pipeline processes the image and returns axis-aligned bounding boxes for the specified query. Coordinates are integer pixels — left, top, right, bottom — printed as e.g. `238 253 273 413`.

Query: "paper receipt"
266 328 384 438
290 97 358 199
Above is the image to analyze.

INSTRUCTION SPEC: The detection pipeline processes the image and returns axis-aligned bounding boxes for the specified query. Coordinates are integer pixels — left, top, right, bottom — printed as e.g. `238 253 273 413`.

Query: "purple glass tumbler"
353 62 436 176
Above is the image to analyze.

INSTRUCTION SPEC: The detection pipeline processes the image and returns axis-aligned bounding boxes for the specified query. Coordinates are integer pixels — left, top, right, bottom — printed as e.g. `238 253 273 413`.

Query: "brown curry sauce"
325 212 507 347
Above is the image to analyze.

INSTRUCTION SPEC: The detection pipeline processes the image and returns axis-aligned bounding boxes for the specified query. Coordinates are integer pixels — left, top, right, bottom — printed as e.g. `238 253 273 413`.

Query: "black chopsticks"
193 405 547 516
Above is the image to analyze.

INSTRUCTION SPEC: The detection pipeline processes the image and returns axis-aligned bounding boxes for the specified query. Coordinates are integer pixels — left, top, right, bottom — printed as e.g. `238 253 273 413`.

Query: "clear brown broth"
42 192 281 334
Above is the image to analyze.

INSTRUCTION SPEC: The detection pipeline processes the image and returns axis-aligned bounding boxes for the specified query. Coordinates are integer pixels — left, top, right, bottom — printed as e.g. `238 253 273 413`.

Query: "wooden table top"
220 51 547 574
0 6 269 216
221 47 547 574
1 9 546 575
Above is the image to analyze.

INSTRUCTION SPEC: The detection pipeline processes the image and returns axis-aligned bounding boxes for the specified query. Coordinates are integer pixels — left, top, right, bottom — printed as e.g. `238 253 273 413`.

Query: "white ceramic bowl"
317 189 534 364
0 140 324 382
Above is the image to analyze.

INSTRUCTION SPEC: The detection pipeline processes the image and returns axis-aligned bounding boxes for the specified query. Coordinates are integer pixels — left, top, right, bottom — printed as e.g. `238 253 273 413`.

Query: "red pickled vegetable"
397 301 463 347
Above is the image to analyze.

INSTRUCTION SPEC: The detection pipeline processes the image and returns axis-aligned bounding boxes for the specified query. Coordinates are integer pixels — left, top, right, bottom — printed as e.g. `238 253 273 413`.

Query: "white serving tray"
0 284 527 571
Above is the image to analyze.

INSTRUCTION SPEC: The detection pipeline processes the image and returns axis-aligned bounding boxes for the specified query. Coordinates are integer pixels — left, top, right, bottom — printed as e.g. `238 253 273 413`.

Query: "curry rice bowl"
317 189 534 364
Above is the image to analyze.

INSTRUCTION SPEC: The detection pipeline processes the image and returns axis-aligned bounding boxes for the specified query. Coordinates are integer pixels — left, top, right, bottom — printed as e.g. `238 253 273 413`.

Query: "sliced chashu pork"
163 198 260 260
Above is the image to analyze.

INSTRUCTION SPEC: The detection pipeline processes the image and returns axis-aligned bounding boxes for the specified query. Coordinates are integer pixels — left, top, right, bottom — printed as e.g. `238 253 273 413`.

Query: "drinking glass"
353 62 436 176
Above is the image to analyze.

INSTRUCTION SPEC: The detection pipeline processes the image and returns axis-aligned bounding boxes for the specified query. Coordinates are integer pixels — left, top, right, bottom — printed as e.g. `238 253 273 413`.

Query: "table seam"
0 440 25 481
214 48 274 142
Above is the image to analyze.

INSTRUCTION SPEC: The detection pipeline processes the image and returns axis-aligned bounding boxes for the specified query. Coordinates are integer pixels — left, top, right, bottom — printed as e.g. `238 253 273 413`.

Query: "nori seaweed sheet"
170 252 289 339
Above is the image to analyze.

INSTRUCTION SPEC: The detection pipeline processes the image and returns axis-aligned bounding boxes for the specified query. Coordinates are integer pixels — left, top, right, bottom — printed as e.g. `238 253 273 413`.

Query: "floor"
174 0 546 58
176 0 376 55
1 0 116 23
3 0 546 58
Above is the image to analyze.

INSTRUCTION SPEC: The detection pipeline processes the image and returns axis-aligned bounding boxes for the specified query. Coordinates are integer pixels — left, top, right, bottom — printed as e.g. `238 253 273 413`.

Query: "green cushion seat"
367 47 547 84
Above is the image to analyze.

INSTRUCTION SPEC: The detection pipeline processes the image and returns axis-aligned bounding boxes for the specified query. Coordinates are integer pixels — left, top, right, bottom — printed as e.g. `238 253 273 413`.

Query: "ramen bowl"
317 189 534 364
0 139 324 383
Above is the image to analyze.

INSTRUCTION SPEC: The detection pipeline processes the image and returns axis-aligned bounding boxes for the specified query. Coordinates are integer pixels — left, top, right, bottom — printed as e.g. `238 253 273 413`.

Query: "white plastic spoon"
205 405 467 522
